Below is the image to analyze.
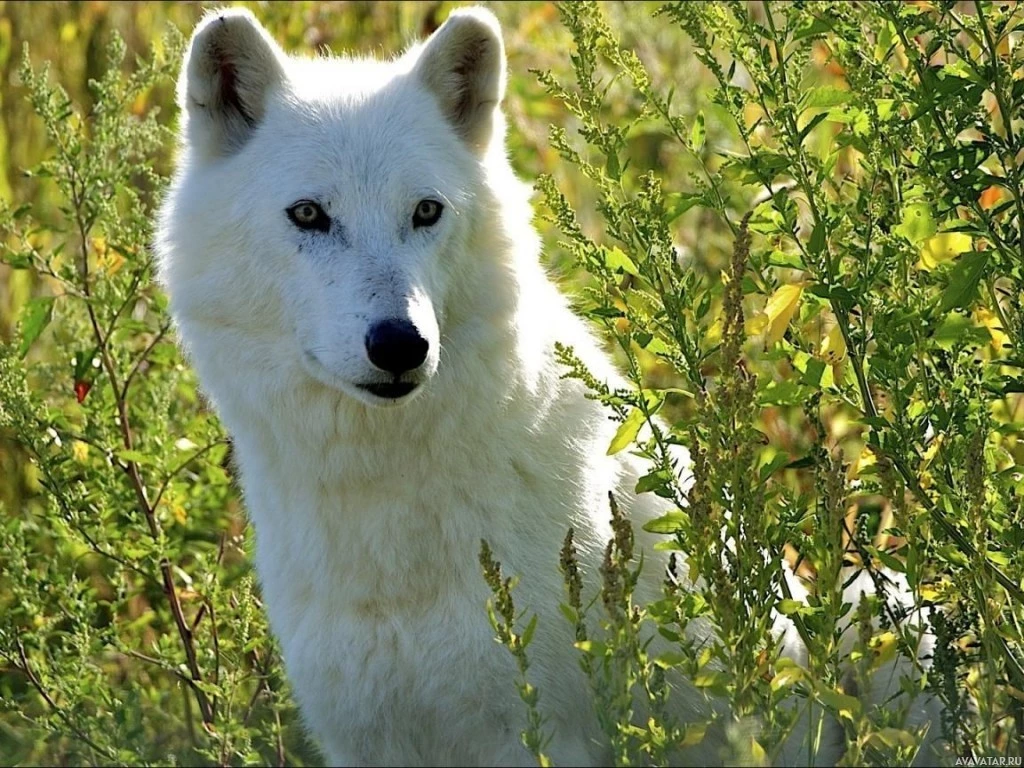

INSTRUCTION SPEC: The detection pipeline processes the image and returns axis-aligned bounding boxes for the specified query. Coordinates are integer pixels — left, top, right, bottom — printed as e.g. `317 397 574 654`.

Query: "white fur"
157 8 940 766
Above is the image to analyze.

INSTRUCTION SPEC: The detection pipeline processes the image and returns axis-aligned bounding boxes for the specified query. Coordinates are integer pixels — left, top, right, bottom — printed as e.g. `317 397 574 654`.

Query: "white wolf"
157 7 940 766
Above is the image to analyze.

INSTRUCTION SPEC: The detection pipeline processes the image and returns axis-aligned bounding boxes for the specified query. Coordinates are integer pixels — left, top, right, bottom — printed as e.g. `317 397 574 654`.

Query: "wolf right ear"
413 8 506 153
179 9 286 160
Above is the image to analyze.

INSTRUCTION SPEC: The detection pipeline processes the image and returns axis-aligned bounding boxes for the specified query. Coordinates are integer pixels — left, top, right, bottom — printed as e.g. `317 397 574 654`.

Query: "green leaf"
771 665 806 690
938 252 987 312
604 246 639 277
642 510 688 534
18 296 55 358
933 313 988 350
758 452 791 482
3 250 32 269
802 358 830 388
767 250 805 269
777 599 805 616
690 110 705 152
693 670 728 690
799 85 851 110
986 550 1010 566
757 380 815 406
893 202 936 244
816 685 862 720
793 15 832 40
798 111 830 142
589 306 625 319
809 220 826 255
654 650 688 668
866 729 918 751
521 614 538 648
875 548 906 573
574 640 608 656
661 386 695 399
605 151 620 179
635 468 674 496
665 192 705 222
116 449 157 466
607 408 645 455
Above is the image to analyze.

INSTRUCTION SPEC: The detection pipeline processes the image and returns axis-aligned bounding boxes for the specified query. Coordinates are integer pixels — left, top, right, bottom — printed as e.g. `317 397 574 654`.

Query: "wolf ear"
179 9 286 159
413 8 506 152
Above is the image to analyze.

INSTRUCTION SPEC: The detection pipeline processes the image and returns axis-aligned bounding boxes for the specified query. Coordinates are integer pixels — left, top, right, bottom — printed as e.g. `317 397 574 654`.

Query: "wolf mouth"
358 381 418 399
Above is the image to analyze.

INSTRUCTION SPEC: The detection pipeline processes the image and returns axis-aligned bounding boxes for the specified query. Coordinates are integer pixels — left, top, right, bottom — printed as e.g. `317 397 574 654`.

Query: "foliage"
504 0 1024 764
0 3 589 764
0 27 308 766
2 1 1023 766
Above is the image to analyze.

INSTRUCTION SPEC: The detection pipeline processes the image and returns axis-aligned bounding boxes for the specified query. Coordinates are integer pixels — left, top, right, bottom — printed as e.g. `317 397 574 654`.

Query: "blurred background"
0 2 730 762
4 2 1023 762
0 0 733 520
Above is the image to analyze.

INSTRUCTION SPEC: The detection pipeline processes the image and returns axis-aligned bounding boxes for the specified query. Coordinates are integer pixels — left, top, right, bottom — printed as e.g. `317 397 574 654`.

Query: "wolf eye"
412 199 443 228
287 200 330 232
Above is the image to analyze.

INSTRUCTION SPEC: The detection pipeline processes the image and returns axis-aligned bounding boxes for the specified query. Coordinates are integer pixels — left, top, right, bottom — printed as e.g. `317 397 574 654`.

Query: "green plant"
0 33 306 766
3 1 1023 765
504 1 1024 764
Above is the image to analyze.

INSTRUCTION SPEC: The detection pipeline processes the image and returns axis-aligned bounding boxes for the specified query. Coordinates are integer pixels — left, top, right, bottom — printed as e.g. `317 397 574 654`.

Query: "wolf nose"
365 319 429 375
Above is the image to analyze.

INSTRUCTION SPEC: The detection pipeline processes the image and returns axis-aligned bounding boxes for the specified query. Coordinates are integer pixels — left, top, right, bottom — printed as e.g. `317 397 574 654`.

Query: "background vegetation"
1 1 1022 765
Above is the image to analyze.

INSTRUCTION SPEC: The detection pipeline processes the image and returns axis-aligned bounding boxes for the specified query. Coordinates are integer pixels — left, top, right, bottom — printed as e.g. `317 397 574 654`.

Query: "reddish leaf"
74 379 92 403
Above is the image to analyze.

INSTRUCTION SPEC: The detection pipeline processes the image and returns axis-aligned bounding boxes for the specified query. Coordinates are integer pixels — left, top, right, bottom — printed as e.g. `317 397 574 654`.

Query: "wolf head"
158 7 515 410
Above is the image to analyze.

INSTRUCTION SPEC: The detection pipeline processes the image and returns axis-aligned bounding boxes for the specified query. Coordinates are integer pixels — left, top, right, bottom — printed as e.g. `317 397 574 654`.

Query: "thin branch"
151 438 230 512
69 166 215 726
120 320 170 401
13 641 119 761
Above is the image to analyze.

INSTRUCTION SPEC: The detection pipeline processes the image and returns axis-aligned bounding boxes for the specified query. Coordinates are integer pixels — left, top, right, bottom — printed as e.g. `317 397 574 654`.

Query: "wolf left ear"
179 9 287 160
413 8 506 153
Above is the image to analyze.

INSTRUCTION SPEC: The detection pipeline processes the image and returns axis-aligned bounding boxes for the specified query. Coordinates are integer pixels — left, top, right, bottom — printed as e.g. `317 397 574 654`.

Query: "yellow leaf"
816 685 861 721
920 585 942 602
867 728 918 750
72 440 89 463
761 284 804 344
749 738 767 765
99 250 125 276
697 646 714 669
680 722 708 747
92 236 125 275
921 434 944 468
917 232 972 270
851 446 876 478
705 317 723 346
975 307 1008 351
819 324 847 363
743 103 764 129
996 33 1014 59
745 313 769 336
870 631 899 667
979 185 1007 210
24 462 41 493
770 665 806 691
607 409 645 455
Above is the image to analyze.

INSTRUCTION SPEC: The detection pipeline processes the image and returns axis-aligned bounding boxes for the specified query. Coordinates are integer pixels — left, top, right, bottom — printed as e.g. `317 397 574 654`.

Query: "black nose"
365 319 429 375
